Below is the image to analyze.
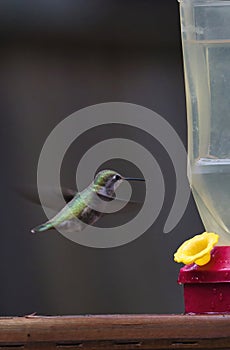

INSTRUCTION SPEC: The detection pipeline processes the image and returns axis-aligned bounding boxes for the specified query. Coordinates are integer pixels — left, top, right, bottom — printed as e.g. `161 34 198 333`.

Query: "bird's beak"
124 177 145 182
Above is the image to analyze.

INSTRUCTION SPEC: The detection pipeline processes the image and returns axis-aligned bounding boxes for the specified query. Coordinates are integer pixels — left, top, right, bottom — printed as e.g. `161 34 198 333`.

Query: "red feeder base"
178 246 230 314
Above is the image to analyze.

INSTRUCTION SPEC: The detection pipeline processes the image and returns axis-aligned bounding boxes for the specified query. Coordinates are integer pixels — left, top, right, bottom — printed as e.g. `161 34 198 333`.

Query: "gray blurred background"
0 0 204 315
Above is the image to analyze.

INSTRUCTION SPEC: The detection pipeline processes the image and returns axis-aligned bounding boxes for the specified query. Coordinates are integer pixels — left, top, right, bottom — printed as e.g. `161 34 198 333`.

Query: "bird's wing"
17 183 145 216
15 185 76 211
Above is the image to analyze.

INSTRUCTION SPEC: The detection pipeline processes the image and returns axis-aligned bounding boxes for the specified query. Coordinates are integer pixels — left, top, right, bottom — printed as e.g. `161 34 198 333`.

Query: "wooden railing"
0 314 230 349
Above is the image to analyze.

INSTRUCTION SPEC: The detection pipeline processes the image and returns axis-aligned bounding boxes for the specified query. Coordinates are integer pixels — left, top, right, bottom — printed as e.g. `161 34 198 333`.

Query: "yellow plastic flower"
174 232 219 266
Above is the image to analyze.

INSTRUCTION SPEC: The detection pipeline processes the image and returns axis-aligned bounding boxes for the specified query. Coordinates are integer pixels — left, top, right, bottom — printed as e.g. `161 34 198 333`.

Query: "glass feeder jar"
178 0 230 313
180 0 230 245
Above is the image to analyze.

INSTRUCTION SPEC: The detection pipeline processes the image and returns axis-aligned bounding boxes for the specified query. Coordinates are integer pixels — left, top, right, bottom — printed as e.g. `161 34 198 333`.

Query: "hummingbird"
31 169 145 234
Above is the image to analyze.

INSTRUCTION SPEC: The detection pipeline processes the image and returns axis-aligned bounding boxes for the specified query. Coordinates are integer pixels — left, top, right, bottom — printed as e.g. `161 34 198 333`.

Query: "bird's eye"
114 174 121 181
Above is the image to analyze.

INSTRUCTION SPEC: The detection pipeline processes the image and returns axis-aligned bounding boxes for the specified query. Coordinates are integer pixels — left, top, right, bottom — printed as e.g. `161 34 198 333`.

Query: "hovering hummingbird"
31 169 145 234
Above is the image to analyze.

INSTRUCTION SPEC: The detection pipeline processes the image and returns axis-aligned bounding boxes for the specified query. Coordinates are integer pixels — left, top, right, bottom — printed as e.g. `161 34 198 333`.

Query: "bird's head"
93 169 144 197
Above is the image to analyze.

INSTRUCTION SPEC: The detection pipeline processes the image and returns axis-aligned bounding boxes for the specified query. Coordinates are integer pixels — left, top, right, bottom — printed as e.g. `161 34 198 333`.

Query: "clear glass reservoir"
179 0 230 244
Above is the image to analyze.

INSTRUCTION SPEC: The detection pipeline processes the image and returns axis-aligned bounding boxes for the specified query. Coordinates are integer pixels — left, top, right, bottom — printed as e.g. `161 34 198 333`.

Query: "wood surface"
0 314 229 349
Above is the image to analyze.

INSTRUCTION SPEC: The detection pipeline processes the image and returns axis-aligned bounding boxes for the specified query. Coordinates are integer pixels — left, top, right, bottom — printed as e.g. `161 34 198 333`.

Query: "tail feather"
31 222 53 234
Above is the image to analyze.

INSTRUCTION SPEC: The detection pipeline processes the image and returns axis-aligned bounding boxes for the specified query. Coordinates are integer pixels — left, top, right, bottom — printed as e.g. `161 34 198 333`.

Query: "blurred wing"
95 181 145 226
15 185 77 211
16 182 145 215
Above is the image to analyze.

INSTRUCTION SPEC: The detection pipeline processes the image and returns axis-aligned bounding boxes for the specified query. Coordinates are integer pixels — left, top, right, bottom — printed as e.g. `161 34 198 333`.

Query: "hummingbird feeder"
175 0 230 314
